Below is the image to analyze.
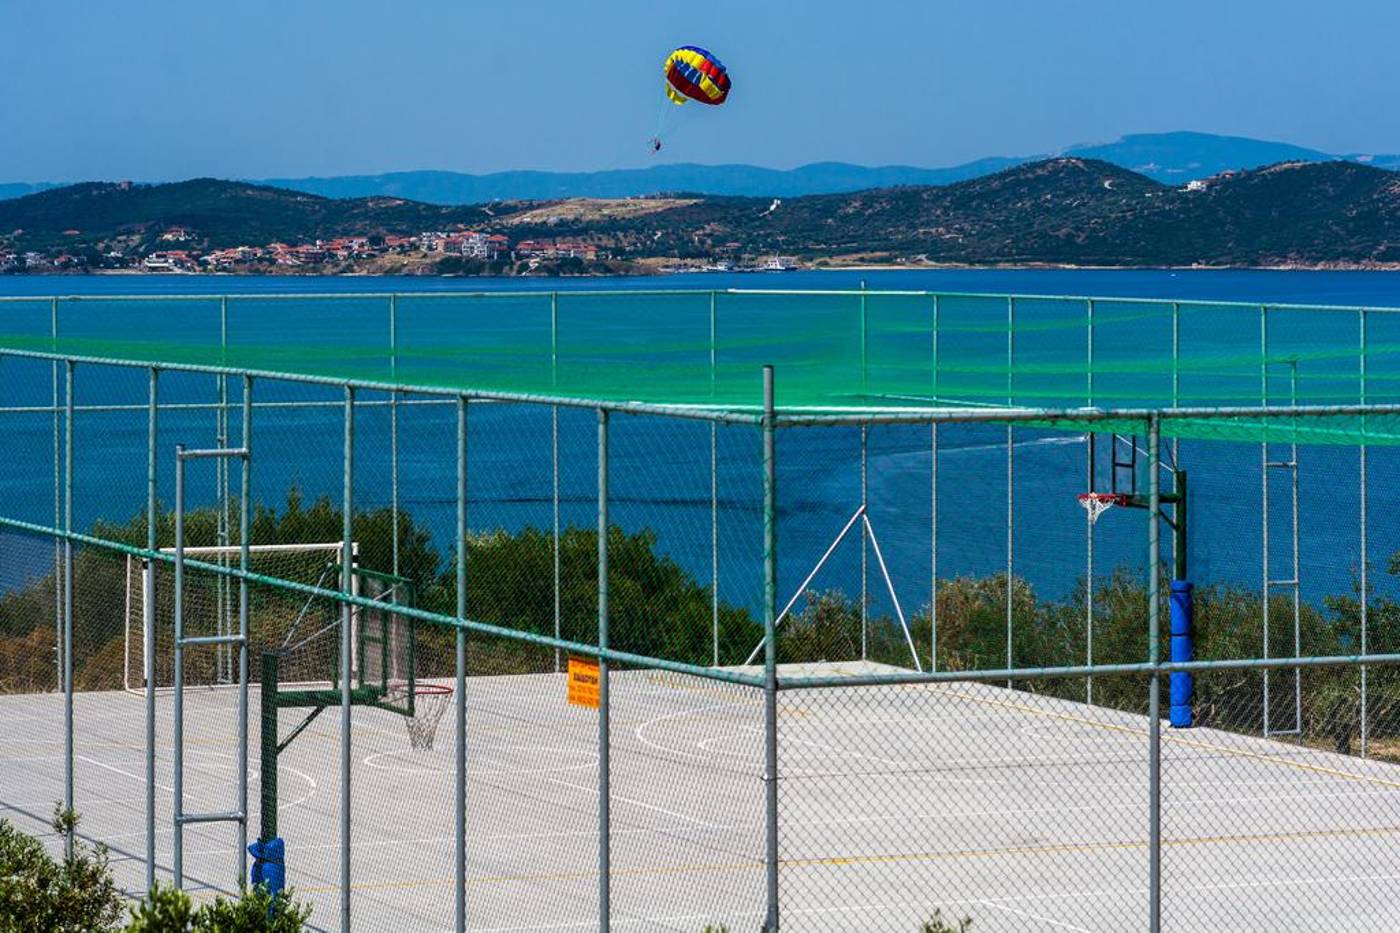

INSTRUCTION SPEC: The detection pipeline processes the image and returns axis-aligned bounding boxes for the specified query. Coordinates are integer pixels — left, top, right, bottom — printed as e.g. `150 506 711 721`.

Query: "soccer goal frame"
122 541 359 694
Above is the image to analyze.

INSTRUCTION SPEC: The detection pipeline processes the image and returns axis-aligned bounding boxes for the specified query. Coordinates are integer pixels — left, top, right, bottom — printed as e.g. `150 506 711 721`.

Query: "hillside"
0 179 511 253
3 158 1397 270
489 158 1400 267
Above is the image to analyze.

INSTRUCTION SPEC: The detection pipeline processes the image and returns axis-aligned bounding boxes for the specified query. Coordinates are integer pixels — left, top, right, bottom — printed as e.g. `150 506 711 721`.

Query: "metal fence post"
172 444 186 884
52 298 60 694
456 395 468 933
390 294 400 580
1147 413 1162 933
145 366 158 891
860 424 868 661
597 407 611 930
1007 296 1015 687
712 420 720 667
553 292 562 673
341 385 354 931
711 290 721 667
217 296 230 683
553 404 561 673
62 359 74 858
931 294 939 672
762 365 780 932
1359 308 1369 757
1086 298 1095 704
236 377 252 883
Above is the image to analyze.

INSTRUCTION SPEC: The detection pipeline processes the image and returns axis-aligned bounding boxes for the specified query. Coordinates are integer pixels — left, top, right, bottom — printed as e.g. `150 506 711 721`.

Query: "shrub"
0 807 123 933
125 882 311 932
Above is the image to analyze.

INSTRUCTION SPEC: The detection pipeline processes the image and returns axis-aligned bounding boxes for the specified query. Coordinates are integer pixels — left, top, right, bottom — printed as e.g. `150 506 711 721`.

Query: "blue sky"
2 0 1397 181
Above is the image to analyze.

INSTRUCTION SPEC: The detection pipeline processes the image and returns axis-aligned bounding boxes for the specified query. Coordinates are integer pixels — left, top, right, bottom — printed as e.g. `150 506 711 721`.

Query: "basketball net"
1078 492 1129 525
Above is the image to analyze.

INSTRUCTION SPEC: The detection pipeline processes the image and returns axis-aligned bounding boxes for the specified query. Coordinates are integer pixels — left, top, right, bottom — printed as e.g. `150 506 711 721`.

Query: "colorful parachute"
664 46 731 106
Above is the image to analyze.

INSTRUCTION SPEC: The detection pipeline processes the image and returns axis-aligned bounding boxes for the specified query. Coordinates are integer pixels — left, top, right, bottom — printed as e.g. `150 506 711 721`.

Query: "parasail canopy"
664 46 731 106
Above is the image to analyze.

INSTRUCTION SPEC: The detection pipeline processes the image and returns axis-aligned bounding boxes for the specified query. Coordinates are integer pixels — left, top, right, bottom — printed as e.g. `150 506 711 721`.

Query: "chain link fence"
4 290 1400 931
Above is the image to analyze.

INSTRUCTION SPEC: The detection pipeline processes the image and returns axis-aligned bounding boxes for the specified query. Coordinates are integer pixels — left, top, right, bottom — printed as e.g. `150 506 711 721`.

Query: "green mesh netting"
3 290 1399 443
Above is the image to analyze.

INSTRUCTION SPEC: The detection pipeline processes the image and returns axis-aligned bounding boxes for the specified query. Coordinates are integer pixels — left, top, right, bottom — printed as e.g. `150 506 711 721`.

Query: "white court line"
633 701 754 763
977 899 1094 931
361 744 598 776
546 777 724 829
77 754 176 795
636 697 1372 790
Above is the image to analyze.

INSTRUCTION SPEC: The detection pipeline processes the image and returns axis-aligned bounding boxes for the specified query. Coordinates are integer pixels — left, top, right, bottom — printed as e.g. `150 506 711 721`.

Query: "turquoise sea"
3 269 1400 636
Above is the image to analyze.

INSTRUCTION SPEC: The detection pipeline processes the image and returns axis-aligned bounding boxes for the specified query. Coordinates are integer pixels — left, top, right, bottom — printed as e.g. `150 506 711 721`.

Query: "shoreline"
9 260 1400 278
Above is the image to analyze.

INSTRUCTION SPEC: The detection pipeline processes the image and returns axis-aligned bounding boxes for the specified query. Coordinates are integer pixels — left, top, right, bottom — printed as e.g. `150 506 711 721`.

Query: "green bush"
0 808 123 933
125 883 310 932
0 810 311 932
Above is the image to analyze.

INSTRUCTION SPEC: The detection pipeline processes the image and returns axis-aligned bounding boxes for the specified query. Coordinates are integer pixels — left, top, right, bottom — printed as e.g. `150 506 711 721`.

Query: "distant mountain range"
3 157 1397 268
4 132 1400 204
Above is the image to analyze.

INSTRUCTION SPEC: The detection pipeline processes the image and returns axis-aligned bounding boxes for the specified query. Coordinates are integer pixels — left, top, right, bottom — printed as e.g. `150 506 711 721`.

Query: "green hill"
2 158 1397 268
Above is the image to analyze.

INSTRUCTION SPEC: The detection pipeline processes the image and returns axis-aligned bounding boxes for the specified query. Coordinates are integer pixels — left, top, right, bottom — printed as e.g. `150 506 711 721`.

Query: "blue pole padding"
249 836 285 899
1169 580 1194 728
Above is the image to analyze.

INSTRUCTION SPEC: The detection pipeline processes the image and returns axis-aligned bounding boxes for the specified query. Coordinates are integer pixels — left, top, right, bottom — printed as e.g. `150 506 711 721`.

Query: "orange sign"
567 656 601 709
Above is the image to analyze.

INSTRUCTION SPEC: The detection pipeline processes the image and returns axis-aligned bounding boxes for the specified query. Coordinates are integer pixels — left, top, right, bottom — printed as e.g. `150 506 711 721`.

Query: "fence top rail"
771 401 1400 425
8 343 1400 434
776 651 1400 689
1 287 1398 315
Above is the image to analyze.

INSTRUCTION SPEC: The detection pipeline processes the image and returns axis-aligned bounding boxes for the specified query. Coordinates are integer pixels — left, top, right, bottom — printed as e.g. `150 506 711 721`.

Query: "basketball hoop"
1078 492 1129 525
390 682 453 751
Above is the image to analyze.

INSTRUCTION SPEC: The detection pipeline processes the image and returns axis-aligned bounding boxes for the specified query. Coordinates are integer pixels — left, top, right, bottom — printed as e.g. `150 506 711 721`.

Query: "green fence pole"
260 652 279 842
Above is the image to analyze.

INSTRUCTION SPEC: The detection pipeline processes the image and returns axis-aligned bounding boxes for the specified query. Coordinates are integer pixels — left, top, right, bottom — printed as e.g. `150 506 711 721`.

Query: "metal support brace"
172 440 252 888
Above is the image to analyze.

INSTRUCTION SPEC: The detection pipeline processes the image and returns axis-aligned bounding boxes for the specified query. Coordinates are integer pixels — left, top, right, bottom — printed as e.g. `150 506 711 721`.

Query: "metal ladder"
172 440 252 888
1262 359 1302 737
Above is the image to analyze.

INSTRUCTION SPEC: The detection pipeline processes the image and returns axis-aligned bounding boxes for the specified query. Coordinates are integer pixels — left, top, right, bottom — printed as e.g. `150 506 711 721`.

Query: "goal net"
123 542 356 693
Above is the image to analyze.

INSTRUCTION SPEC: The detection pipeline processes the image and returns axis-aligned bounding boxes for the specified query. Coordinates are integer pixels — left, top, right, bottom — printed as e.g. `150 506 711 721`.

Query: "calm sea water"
4 269 1400 632
2 268 1400 305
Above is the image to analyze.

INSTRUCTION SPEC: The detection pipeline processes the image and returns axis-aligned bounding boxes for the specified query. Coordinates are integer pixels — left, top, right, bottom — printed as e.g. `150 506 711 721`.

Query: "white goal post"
123 541 359 694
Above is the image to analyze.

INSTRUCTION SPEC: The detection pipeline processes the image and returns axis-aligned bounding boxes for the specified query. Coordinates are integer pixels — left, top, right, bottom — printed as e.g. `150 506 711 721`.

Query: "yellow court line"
295 821 1400 896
